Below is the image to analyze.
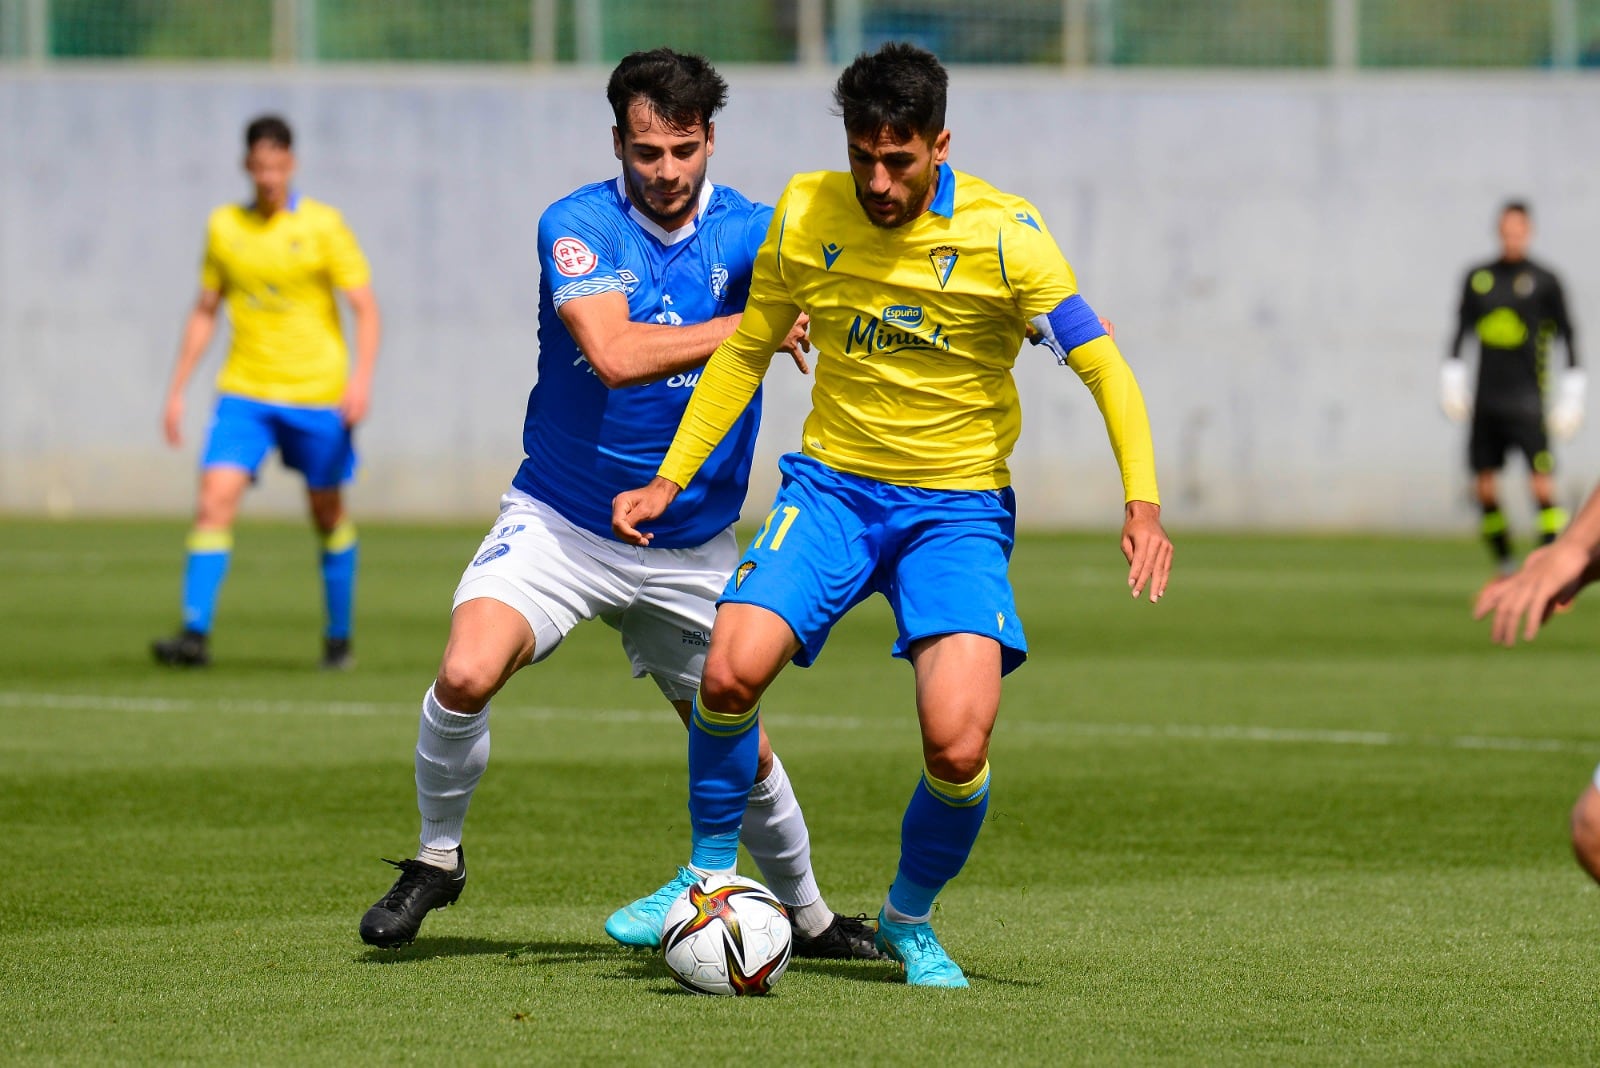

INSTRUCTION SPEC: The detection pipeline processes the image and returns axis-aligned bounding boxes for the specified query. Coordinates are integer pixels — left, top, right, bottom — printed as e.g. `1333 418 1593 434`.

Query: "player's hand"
1120 499 1172 603
779 313 812 374
340 380 372 427
1473 541 1591 645
612 476 682 546
162 393 184 446
1440 361 1471 423
1099 317 1115 341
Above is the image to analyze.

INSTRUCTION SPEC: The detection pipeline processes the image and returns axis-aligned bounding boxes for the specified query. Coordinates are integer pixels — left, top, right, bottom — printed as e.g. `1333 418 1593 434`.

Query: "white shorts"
452 488 736 702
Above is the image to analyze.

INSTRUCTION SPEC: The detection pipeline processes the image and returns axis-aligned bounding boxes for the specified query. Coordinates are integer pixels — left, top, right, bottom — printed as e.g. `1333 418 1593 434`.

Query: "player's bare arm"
339 283 381 427
559 294 810 387
162 288 223 446
1475 481 1600 644
1121 500 1172 603
612 476 682 546
557 291 739 388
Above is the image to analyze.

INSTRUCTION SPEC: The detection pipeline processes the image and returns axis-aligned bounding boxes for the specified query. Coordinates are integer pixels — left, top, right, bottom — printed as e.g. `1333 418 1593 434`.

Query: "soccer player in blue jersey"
359 49 883 961
153 115 381 669
613 43 1173 987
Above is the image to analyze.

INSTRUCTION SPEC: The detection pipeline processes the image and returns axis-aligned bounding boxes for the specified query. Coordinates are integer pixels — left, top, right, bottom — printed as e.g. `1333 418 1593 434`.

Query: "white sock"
884 900 931 925
415 684 490 864
741 754 830 937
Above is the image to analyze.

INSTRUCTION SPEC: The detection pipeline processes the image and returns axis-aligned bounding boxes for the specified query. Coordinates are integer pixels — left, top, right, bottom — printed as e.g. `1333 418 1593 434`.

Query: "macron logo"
821 242 844 269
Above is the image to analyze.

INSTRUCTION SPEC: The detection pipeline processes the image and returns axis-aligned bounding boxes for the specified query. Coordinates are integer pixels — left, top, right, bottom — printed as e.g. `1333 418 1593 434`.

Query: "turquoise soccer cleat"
874 908 969 988
605 866 698 948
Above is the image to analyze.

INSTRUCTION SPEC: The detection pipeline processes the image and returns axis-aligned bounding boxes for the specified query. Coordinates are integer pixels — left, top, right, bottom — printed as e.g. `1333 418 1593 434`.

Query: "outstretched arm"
1475 481 1600 644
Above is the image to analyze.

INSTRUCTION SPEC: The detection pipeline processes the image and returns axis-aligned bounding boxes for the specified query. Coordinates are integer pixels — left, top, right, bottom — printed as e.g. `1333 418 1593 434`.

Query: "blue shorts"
200 394 356 489
720 453 1027 675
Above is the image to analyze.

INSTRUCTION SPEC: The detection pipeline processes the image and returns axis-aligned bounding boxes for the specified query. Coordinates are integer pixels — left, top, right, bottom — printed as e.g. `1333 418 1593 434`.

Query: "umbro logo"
821 242 844 269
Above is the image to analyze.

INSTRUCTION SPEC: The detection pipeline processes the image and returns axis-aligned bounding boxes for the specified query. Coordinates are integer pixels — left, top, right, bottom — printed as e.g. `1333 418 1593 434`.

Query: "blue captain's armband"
1028 295 1106 366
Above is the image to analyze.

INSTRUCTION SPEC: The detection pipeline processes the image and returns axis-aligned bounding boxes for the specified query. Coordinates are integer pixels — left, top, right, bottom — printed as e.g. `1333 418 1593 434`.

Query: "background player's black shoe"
321 637 354 671
151 629 210 667
792 913 887 960
359 848 465 948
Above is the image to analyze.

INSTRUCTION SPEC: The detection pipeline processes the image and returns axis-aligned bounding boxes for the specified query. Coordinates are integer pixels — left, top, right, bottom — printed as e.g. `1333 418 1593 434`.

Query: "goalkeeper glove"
1550 369 1587 440
1439 360 1472 423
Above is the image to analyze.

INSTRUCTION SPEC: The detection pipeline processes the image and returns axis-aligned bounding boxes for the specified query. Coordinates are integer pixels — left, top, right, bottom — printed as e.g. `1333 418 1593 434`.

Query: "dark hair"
606 49 727 137
832 42 947 142
1501 199 1531 220
245 114 293 150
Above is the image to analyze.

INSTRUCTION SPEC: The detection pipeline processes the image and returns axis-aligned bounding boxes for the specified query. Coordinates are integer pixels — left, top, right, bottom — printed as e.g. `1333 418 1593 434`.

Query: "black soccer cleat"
152 629 210 668
359 848 466 948
791 913 888 960
321 637 354 671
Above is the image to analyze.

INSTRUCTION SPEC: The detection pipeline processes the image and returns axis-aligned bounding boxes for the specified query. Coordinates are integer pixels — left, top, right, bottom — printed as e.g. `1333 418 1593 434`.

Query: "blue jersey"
513 178 771 549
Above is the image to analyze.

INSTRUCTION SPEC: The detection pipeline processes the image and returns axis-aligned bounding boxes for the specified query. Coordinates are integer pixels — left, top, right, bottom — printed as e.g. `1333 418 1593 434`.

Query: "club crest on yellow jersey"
928 245 959 289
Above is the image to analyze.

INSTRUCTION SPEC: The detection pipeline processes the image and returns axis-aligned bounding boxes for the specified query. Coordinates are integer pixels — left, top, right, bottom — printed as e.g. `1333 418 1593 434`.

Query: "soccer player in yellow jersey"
152 115 381 669
613 43 1172 987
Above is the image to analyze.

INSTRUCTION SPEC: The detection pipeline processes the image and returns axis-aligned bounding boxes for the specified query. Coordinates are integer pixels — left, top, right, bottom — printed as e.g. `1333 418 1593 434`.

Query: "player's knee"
698 655 761 717
434 653 507 714
923 741 989 786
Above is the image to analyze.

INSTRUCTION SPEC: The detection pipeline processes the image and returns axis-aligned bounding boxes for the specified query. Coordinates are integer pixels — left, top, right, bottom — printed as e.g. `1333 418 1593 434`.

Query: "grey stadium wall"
3 66 1599 530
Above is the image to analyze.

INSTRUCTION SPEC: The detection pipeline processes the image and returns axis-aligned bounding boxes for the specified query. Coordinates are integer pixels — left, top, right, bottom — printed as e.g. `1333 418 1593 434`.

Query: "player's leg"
1470 417 1514 572
605 529 880 956
358 596 535 948
689 602 804 876
306 486 357 668
873 485 1024 987
1523 424 1566 546
361 495 598 947
153 396 268 666
872 632 999 989
688 457 877 890
279 405 359 667
1572 777 1600 886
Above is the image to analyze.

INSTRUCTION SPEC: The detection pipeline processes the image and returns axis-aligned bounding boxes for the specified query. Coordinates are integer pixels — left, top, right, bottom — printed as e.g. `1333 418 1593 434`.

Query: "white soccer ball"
660 874 792 996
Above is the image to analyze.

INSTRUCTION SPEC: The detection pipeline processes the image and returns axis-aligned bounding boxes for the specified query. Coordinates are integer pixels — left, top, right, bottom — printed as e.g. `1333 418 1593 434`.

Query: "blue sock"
889 764 992 921
181 529 233 633
320 521 358 640
687 695 760 873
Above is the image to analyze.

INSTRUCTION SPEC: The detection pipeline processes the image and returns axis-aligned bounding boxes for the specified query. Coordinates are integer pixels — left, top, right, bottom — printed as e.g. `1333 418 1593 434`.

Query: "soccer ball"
660 874 792 996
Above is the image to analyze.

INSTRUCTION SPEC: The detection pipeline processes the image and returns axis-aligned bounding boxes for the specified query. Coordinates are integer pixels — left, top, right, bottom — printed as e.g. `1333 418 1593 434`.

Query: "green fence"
4 0 1600 67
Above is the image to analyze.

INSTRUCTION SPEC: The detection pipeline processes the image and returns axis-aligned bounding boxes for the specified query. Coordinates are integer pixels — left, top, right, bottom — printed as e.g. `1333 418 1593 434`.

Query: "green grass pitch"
2 517 1598 1064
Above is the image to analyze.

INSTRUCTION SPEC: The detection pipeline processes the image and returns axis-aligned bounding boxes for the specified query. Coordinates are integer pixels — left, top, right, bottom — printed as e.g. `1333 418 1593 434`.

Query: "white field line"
2 691 1593 756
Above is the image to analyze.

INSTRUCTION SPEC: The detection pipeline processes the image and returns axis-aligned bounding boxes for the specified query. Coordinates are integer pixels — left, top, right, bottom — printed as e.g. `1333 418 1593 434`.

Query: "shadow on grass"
357 937 615 966
788 958 1037 989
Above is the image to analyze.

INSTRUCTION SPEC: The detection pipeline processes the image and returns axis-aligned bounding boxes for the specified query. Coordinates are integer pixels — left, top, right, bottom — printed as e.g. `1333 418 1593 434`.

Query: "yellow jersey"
200 195 371 405
658 165 1158 502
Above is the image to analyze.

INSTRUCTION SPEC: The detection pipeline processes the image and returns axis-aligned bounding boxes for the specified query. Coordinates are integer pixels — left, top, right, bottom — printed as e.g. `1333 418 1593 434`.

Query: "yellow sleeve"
1003 200 1079 318
1068 334 1160 505
658 296 800 488
199 216 224 292
322 209 372 290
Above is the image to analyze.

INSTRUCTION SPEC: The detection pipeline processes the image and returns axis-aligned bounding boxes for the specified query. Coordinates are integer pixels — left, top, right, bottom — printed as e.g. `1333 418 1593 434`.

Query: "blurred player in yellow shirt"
153 115 381 669
614 43 1171 987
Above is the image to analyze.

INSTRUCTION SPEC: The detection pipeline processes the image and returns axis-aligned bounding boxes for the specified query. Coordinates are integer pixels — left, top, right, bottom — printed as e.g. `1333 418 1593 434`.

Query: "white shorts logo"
552 237 598 277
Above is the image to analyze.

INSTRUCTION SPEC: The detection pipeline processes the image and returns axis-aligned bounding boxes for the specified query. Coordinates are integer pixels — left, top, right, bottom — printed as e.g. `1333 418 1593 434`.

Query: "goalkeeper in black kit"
1441 201 1581 575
